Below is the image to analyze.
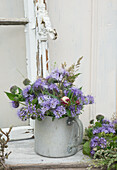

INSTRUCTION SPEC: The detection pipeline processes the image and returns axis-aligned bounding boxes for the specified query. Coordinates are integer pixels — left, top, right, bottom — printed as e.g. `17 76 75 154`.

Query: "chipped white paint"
24 0 57 127
34 0 57 78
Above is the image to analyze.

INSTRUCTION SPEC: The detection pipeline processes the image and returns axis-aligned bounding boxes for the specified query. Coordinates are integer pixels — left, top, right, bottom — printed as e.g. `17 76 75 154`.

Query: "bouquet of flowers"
5 57 94 121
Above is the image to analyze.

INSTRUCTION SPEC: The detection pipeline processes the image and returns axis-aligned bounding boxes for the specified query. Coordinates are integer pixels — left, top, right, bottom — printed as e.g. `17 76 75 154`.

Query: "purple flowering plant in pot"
5 57 94 157
83 114 117 170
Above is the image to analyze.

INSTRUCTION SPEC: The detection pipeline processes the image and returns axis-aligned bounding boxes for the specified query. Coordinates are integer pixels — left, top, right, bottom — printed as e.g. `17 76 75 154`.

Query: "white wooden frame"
24 0 57 127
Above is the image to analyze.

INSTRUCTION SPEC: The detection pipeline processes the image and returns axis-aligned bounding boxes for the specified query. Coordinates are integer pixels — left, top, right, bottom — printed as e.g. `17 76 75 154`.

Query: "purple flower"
90 136 100 156
102 119 111 124
48 84 59 92
93 119 116 135
70 87 83 96
99 137 107 149
63 89 68 96
33 79 48 91
11 101 19 108
63 80 71 87
25 94 35 105
112 120 117 124
60 69 69 76
90 136 106 155
90 136 99 148
41 103 50 112
17 107 29 121
17 104 39 121
56 105 66 114
53 106 66 118
46 69 69 82
86 95 94 104
38 95 51 104
90 150 95 156
22 85 31 98
49 98 60 109
50 69 63 81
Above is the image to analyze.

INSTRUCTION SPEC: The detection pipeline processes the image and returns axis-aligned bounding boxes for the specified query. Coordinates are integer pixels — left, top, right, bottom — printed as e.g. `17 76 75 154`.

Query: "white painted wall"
95 0 117 118
48 0 117 127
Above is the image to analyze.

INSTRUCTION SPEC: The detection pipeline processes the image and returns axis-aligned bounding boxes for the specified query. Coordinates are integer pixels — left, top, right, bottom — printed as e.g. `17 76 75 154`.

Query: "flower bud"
23 78 31 86
61 96 70 105
76 99 80 105
10 85 18 94
12 101 19 108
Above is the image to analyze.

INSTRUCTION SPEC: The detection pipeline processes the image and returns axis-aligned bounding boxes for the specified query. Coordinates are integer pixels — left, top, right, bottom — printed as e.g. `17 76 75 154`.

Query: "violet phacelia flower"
5 58 94 121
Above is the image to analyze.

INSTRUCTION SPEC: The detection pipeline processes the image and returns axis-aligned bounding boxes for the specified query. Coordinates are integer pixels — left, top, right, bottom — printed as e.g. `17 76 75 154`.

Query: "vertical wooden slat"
46 49 49 70
41 55 43 77
36 40 39 79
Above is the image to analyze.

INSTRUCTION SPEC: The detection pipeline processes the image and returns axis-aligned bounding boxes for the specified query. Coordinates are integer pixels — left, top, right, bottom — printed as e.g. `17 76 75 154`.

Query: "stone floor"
2 126 99 170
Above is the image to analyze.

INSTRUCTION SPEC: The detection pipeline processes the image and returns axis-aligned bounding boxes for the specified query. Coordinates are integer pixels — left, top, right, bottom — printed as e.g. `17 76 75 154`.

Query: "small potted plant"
83 114 117 169
5 57 94 158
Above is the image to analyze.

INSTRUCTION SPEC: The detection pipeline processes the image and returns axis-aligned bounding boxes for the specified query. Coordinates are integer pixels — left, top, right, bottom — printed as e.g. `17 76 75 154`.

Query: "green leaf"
52 117 55 121
112 136 117 141
85 128 93 139
5 92 18 101
5 92 24 102
32 98 38 105
17 87 22 94
79 87 82 90
70 92 73 100
67 90 72 98
83 141 91 156
66 109 71 117
44 91 59 99
74 73 81 77
95 122 102 128
37 117 42 121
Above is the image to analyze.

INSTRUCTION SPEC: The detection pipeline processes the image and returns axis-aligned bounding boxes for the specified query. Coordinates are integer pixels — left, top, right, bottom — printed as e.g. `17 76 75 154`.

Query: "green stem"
19 102 26 106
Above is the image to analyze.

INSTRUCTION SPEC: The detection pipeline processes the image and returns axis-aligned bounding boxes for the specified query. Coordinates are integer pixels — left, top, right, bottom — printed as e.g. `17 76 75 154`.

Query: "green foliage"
94 122 102 128
90 147 117 170
62 56 83 83
5 91 24 102
66 109 71 117
83 114 117 170
83 141 91 156
84 128 93 139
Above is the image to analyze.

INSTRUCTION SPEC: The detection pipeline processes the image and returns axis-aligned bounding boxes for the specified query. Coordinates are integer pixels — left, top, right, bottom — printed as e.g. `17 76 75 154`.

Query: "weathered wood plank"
0 18 29 25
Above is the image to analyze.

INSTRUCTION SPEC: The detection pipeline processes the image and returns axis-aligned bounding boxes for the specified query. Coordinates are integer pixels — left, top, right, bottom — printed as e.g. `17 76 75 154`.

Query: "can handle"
67 117 83 153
